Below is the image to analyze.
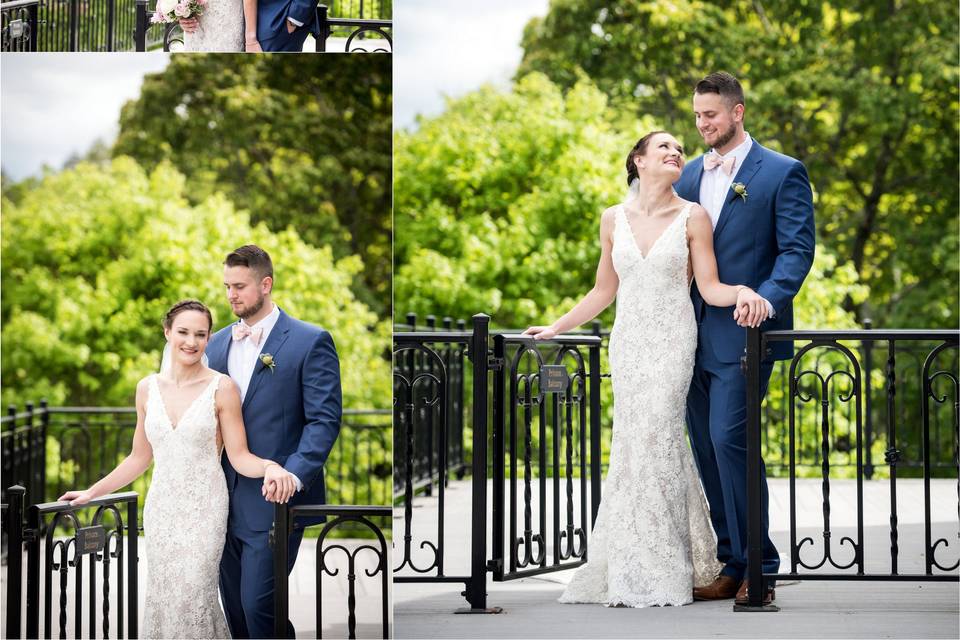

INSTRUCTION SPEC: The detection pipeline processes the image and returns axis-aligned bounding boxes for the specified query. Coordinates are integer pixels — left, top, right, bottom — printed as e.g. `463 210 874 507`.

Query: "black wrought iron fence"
740 327 960 611
272 502 390 639
3 486 140 639
393 314 605 611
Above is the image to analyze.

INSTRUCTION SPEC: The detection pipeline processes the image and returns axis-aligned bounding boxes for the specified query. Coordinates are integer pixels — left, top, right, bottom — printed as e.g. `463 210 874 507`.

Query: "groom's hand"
179 17 198 33
286 19 298 34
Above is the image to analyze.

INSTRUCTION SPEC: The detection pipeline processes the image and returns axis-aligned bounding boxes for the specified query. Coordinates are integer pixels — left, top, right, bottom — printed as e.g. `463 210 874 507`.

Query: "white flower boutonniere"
259 353 276 373
732 182 748 202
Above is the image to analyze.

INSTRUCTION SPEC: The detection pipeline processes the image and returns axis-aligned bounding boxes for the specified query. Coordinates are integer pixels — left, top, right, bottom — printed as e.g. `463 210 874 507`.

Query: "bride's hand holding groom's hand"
733 287 769 328
261 463 297 503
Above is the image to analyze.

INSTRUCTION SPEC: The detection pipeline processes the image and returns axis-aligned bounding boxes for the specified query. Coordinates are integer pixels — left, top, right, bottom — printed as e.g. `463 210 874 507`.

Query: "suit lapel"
713 142 764 240
241 309 292 412
676 156 705 202
209 328 232 373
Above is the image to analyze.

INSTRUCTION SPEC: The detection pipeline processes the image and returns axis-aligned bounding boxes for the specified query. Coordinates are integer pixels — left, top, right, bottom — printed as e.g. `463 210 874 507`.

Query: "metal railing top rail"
496 333 603 345
0 0 39 8
394 331 472 344
30 490 139 514
763 329 959 341
326 16 391 28
290 504 391 517
1 405 389 424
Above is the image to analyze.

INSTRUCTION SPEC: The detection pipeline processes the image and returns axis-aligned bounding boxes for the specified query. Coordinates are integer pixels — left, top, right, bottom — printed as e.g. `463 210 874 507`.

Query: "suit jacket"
207 308 342 530
674 140 816 363
257 0 320 46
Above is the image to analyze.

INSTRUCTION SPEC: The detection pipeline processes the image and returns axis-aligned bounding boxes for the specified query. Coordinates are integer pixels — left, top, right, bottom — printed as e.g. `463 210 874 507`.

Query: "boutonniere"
732 182 748 201
259 353 276 373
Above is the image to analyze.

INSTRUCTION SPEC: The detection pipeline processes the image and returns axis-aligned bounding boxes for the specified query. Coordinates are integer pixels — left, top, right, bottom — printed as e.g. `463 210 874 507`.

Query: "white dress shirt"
226 303 303 490
699 133 753 228
227 303 281 401
699 133 775 318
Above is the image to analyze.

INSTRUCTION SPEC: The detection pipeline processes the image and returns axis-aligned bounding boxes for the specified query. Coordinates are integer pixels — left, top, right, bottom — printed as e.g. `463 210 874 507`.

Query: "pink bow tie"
704 153 736 176
232 323 264 346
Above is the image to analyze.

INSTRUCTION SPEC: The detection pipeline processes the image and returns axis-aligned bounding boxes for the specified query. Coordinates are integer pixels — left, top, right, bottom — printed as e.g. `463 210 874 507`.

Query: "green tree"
112 55 392 316
1 157 391 411
519 0 958 329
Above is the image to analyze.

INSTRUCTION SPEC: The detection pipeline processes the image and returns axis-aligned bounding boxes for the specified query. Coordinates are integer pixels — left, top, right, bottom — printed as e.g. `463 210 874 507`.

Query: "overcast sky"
1 54 170 182
394 0 550 130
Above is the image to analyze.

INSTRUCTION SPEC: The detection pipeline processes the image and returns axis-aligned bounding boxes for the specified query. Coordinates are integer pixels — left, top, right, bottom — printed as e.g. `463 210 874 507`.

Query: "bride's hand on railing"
522 325 558 341
179 17 198 33
58 489 94 507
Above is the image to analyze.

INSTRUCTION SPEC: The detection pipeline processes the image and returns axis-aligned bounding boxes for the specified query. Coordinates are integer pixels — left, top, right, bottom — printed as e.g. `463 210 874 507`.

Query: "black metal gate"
393 314 605 610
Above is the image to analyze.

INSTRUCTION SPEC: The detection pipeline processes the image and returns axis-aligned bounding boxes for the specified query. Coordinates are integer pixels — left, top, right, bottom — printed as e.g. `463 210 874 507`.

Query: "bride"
524 131 769 607
177 0 259 52
59 299 297 638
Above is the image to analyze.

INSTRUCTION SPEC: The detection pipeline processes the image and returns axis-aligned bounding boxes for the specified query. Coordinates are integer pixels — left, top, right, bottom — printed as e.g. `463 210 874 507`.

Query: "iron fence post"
29 1 39 51
315 4 329 52
38 400 48 504
863 319 874 479
134 0 147 51
106 0 116 51
25 504 40 639
588 340 602 528
127 498 139 638
490 333 505 579
5 485 25 640
272 501 290 638
68 0 79 50
736 327 777 611
463 313 489 610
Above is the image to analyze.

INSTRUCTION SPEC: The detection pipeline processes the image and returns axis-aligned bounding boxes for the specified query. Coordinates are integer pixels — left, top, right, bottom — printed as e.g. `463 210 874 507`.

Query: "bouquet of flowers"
151 0 207 24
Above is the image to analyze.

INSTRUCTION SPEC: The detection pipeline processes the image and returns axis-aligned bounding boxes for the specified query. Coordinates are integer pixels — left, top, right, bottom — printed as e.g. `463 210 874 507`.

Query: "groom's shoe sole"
692 575 739 601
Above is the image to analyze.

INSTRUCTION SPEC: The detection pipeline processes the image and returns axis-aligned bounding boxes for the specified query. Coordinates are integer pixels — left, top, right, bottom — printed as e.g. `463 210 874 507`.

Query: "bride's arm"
243 0 261 51
216 376 297 502
688 204 767 327
58 379 154 506
523 206 620 340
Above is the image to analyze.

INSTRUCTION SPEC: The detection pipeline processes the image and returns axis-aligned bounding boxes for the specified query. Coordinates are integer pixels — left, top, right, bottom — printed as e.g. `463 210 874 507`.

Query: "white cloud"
1 53 170 181
394 0 550 130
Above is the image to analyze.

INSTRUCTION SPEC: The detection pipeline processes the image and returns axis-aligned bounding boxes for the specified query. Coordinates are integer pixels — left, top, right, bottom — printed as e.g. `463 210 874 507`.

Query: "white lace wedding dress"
559 202 723 607
142 373 230 638
183 0 243 51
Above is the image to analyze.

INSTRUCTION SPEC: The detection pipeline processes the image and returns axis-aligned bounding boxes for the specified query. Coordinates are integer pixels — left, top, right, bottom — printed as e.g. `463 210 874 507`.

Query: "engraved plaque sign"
541 365 569 393
77 526 107 555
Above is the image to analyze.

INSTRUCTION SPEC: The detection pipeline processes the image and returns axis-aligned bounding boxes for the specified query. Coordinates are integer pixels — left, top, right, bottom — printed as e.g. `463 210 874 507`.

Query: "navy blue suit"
258 0 318 51
208 308 341 638
674 141 815 580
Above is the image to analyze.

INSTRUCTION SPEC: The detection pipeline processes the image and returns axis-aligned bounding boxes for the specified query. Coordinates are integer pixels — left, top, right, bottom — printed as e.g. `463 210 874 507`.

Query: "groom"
207 244 342 638
674 72 815 605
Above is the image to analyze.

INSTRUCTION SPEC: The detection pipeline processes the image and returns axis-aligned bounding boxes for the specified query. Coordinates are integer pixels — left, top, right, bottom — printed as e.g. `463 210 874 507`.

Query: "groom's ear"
732 103 745 122
261 275 274 294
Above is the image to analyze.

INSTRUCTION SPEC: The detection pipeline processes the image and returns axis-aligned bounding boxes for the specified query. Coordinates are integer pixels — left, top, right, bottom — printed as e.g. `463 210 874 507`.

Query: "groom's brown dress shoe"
734 579 775 606
692 575 739 601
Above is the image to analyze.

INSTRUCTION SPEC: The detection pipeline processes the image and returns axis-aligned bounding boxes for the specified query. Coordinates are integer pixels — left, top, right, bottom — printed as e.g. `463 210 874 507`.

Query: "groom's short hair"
225 245 274 283
694 72 745 108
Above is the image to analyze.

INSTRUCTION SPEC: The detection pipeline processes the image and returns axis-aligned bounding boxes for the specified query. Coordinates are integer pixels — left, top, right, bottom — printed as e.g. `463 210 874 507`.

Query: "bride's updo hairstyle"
163 299 213 332
625 130 668 185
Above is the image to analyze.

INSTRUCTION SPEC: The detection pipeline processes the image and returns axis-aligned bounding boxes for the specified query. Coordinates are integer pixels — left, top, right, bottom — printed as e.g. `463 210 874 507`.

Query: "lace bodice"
559 201 722 607
142 373 230 638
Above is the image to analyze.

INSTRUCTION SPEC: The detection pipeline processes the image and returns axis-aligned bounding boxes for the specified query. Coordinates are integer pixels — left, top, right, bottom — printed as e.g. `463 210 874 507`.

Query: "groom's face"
693 92 742 151
223 265 270 320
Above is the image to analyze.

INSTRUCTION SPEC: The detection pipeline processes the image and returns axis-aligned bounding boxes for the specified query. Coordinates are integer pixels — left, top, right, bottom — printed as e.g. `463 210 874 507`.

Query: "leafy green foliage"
1 158 390 411
112 55 392 316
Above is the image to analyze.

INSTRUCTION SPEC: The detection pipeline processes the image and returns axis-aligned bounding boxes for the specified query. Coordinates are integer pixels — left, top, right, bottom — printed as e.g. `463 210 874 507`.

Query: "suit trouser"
685 330 780 580
219 515 305 639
